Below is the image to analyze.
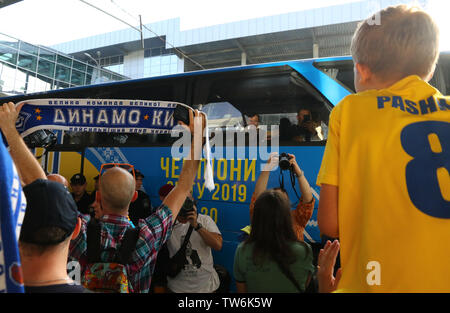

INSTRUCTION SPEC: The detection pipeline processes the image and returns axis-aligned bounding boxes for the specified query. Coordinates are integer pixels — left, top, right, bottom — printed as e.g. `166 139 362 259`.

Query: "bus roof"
0 56 352 104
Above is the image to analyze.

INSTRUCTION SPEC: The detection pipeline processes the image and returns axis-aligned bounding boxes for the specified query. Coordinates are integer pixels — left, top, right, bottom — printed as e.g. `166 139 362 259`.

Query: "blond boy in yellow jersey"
316 5 450 292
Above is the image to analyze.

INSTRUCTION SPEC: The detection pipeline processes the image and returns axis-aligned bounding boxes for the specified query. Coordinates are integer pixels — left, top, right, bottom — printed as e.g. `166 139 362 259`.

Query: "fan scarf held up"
13 98 215 191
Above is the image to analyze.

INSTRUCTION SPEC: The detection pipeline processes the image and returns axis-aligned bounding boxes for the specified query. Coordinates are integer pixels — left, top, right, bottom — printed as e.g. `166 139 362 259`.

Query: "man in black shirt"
70 173 94 215
0 101 88 293
128 169 153 225
20 180 88 293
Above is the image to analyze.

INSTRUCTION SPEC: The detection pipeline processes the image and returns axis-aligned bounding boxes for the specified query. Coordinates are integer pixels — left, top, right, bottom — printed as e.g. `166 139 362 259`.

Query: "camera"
279 152 293 171
23 130 57 149
179 197 195 218
303 114 311 122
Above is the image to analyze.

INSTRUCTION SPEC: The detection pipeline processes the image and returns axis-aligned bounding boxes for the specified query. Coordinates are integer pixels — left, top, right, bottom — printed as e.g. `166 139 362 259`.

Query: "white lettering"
96 110 109 124
366 1 381 25
178 297 212 311
54 109 66 123
128 110 140 125
152 110 163 126
258 125 279 164
112 109 126 125
222 297 272 308
209 128 224 160
82 109 94 124
67 261 81 284
164 111 174 127
67 109 80 124
171 125 191 159
366 261 381 286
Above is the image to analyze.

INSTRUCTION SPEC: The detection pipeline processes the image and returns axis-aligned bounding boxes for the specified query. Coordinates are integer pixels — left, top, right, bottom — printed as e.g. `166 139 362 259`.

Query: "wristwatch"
194 223 203 231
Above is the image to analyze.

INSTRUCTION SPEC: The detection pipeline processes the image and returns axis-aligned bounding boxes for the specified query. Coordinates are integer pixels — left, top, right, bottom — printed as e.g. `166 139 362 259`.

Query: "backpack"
167 225 194 278
82 219 139 293
213 264 231 293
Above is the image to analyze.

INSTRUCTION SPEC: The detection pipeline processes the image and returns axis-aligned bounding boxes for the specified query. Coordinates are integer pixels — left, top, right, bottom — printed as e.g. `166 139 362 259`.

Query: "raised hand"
317 240 342 293
262 152 279 172
0 102 23 134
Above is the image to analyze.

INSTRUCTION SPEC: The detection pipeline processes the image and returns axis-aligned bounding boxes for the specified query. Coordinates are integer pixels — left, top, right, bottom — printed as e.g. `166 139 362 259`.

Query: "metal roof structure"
0 0 22 9
51 0 428 73
178 21 359 71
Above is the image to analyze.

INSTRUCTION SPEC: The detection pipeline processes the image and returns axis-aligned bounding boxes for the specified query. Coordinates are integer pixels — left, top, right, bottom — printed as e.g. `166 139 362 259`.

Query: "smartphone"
173 104 190 126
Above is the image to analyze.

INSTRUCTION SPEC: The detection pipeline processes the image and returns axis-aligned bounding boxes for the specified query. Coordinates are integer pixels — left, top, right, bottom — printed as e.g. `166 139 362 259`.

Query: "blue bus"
2 52 449 286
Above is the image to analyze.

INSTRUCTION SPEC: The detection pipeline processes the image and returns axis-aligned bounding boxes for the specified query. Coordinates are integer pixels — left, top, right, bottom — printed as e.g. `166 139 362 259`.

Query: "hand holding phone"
173 104 190 126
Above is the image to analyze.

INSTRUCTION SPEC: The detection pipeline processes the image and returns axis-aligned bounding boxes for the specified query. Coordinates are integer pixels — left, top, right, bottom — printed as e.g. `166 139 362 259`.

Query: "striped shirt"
69 204 173 293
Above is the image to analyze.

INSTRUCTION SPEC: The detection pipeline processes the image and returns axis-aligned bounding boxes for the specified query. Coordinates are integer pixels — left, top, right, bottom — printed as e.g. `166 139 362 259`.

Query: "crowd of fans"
0 99 338 293
0 4 448 293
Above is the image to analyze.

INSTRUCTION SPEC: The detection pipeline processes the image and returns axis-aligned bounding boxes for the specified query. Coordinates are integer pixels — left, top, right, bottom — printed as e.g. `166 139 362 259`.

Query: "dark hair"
19 226 71 256
247 113 260 120
20 226 69 244
297 106 311 114
273 186 288 196
246 189 308 268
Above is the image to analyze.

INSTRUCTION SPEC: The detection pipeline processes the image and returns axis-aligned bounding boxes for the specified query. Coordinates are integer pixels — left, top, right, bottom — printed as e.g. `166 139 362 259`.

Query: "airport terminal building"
0 0 425 95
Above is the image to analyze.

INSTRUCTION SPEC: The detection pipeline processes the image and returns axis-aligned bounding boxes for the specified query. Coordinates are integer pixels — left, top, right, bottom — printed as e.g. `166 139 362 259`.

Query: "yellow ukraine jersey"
317 75 450 292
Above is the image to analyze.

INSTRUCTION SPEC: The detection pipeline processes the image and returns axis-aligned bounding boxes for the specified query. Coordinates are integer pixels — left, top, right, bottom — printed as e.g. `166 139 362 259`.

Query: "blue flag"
0 139 26 293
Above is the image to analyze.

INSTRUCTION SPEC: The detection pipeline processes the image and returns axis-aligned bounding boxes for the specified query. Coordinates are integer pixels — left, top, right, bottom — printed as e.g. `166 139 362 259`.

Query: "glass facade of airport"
100 45 181 78
0 33 127 95
101 55 125 76
143 46 180 77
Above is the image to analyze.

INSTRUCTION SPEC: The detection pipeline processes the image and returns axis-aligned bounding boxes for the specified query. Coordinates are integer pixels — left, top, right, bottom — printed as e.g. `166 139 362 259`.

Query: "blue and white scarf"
0 139 26 293
15 99 214 190
16 99 178 137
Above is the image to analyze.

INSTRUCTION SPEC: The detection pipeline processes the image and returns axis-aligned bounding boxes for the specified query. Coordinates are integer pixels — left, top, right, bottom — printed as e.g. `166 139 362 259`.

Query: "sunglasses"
99 163 135 179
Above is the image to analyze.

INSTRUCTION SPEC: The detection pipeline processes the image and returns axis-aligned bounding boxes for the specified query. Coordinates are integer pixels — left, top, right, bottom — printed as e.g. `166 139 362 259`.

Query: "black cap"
20 179 78 244
134 170 144 179
70 173 86 185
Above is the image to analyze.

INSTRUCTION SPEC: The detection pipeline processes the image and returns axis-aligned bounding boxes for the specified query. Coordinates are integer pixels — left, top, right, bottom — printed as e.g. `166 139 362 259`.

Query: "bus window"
199 101 243 128
430 53 450 96
196 65 332 145
313 59 355 93
315 52 450 96
58 121 176 148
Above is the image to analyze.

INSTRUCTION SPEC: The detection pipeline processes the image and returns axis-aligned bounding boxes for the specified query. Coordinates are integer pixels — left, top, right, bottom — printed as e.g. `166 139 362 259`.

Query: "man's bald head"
100 167 136 213
47 174 69 188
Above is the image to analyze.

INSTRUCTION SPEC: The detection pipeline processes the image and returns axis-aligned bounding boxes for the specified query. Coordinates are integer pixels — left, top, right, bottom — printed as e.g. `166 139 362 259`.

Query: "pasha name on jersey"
52 107 174 128
377 96 450 115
